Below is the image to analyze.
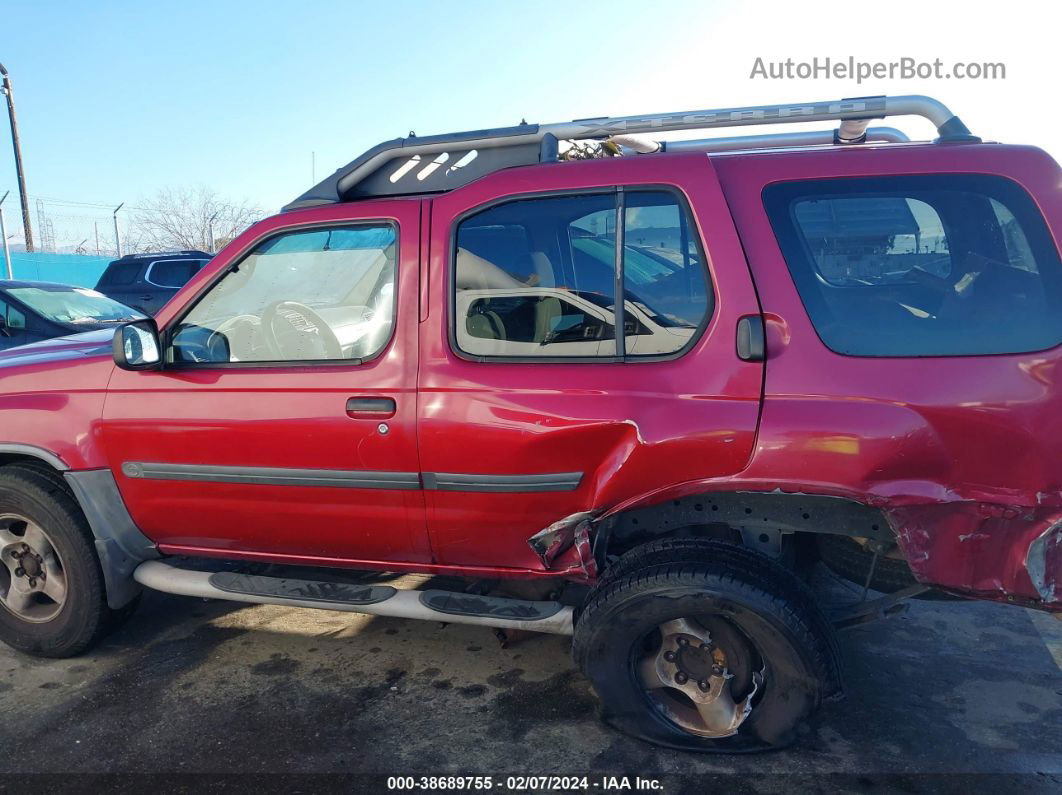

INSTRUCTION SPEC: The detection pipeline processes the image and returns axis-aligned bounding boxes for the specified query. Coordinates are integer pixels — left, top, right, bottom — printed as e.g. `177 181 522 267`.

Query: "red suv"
1 95 1059 752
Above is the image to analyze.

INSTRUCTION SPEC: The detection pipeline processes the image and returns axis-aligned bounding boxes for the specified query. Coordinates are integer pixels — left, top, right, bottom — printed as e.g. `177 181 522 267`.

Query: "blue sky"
1 0 1057 248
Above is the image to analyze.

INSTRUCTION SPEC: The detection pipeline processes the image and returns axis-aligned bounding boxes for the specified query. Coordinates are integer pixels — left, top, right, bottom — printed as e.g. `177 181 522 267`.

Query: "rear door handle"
346 397 397 418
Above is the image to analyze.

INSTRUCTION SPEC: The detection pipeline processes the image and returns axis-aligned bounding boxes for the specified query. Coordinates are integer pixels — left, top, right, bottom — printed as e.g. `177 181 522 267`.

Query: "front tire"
0 464 115 657
573 539 841 752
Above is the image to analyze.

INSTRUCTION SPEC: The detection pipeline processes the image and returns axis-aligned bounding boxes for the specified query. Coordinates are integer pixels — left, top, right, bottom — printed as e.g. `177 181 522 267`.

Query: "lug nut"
675 672 688 684
698 679 710 691
663 651 676 662
677 637 689 647
10 549 22 559
14 567 24 577
28 578 36 588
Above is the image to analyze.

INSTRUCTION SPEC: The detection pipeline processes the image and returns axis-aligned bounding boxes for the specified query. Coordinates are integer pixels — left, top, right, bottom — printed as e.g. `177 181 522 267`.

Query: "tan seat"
534 296 564 343
466 309 507 340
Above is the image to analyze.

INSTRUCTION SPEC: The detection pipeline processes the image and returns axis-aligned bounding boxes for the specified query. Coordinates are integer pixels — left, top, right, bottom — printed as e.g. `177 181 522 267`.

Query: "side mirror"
113 319 162 370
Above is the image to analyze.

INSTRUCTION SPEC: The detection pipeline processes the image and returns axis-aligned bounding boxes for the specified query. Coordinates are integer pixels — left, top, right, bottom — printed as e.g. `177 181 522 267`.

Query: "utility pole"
94 221 100 255
112 202 124 257
208 210 218 253
0 190 12 279
0 63 34 252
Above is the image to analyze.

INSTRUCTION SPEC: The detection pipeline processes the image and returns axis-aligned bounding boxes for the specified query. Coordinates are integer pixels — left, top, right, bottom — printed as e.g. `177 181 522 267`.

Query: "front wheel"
573 539 841 752
0 464 119 657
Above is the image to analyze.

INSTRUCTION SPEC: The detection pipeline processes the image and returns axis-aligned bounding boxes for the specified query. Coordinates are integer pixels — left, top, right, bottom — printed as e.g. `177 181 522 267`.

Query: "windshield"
7 287 144 324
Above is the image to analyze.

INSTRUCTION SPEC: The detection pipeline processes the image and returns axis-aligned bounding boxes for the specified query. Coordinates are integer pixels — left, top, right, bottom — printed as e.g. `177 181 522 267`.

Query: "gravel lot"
1 568 1060 793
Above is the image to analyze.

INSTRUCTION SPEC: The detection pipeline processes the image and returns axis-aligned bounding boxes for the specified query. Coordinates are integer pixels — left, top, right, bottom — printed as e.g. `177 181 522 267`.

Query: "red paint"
0 142 1059 611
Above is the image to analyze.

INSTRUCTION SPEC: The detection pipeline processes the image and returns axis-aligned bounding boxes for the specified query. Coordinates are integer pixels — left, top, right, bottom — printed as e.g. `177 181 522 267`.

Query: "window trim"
162 219 400 370
447 184 715 365
763 172 1062 359
144 258 209 290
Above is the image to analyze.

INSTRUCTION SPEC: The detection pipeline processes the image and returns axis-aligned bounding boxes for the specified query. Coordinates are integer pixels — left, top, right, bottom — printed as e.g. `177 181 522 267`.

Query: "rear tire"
573 539 841 752
0 464 117 657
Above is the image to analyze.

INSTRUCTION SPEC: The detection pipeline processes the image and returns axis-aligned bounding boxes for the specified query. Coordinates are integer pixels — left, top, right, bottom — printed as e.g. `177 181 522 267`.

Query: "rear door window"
764 174 1062 356
454 190 712 359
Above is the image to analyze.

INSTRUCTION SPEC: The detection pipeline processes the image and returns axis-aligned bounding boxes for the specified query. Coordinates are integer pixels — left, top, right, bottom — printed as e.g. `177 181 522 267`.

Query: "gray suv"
94 250 211 315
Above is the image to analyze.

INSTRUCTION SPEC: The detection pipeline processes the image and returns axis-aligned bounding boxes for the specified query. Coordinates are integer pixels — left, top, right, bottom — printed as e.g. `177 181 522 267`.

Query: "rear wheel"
0 464 120 657
573 539 841 752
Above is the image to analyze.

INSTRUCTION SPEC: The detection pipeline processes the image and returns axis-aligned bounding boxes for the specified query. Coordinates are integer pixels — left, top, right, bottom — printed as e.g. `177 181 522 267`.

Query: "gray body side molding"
122 462 421 490
122 461 583 493
421 472 583 493
0 443 69 471
63 469 159 609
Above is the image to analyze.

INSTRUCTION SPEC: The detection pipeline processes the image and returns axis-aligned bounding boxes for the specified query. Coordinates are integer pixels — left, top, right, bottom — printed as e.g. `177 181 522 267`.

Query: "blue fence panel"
6 252 113 288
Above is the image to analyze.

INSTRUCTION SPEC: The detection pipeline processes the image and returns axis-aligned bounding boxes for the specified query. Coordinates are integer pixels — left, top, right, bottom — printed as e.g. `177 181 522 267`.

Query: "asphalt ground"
1 566 1060 794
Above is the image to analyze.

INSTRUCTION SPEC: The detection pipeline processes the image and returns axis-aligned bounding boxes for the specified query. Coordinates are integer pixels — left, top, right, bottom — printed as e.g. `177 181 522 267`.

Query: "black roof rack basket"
284 95 976 211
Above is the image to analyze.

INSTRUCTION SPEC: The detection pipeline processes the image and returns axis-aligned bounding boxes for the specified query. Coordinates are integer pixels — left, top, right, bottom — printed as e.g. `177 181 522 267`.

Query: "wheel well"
597 491 895 563
0 444 69 473
0 454 79 509
1 459 157 610
0 453 64 477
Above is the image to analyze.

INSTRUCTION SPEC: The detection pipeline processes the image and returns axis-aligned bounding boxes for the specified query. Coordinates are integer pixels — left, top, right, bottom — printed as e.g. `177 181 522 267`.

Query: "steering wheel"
263 301 344 361
208 314 263 361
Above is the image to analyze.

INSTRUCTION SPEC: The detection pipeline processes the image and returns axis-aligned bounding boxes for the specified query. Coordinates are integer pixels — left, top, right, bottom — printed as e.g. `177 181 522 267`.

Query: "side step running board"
133 560 574 636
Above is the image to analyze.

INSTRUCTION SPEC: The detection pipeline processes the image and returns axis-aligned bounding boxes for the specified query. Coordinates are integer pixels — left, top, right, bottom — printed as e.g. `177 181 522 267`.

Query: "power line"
0 190 149 212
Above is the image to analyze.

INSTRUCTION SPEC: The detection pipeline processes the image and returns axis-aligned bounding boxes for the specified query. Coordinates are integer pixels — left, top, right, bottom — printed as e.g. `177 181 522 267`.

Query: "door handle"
736 315 766 362
346 397 397 418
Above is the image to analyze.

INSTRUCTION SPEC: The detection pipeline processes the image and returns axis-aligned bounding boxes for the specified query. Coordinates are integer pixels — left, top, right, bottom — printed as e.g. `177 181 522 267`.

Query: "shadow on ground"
1 568 1060 789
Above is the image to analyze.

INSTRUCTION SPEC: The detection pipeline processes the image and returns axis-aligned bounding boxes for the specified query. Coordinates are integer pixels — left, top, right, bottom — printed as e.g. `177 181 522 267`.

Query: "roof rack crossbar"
284 95 976 211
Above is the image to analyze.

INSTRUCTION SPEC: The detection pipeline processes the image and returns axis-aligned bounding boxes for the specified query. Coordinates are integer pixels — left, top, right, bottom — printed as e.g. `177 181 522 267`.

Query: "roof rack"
284 95 977 211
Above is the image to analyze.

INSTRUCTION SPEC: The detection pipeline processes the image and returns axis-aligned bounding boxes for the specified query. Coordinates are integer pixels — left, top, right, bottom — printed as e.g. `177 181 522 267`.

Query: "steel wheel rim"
0 513 68 623
634 615 763 738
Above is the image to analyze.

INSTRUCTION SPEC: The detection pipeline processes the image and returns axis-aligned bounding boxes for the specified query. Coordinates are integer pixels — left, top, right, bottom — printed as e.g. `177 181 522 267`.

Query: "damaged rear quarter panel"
712 144 1062 611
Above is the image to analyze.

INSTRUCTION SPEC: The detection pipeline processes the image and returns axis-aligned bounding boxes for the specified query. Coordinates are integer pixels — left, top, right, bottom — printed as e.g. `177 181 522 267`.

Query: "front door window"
170 224 397 364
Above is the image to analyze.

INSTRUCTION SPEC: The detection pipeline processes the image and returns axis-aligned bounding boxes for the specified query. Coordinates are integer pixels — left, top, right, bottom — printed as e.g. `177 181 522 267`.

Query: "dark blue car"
94 250 211 315
0 280 145 351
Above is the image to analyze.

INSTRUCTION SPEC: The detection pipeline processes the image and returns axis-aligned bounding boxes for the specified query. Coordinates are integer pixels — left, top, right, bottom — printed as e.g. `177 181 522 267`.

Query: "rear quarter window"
764 174 1062 356
146 259 207 289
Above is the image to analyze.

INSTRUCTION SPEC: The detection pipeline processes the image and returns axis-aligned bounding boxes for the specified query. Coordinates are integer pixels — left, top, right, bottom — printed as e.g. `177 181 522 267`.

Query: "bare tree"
129 186 262 254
